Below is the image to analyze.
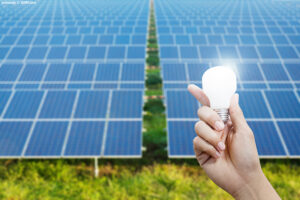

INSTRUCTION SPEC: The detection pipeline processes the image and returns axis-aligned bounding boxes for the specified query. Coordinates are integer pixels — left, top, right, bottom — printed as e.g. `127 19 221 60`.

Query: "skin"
188 84 281 200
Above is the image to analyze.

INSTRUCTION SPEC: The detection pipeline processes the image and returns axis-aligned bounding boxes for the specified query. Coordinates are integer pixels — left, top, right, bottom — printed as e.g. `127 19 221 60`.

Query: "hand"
188 84 280 200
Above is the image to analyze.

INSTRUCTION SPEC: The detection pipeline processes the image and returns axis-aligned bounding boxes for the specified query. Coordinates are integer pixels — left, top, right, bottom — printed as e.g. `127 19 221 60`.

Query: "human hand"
188 84 280 200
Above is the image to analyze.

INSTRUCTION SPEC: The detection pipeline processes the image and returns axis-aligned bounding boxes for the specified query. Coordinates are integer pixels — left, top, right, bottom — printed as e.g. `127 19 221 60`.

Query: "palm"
199 123 261 194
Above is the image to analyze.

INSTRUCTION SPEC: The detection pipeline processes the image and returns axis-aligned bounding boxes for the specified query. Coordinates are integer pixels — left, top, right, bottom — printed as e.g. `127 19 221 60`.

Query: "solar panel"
0 0 148 158
155 0 300 158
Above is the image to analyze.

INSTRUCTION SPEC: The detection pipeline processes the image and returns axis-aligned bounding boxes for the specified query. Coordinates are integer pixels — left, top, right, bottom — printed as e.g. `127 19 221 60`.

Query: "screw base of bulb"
214 108 229 123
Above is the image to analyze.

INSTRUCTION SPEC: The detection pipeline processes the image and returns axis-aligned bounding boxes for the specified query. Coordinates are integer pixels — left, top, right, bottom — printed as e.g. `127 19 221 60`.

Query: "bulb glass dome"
202 66 237 109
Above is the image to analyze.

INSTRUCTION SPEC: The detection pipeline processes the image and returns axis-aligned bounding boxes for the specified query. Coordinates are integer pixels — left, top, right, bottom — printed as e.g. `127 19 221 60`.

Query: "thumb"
229 93 247 130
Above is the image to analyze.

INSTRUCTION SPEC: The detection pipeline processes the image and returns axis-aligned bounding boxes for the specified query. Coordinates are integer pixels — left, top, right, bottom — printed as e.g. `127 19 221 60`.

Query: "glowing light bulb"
202 66 237 122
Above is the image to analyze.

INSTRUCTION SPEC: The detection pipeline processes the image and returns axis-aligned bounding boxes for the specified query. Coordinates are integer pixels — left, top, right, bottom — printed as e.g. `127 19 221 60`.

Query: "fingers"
193 136 220 159
197 106 225 131
229 94 248 131
195 121 225 152
187 84 210 106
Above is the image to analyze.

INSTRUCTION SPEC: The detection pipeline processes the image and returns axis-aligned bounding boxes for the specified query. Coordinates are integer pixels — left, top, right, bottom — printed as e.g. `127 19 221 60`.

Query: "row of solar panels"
0 63 145 90
0 90 143 120
161 63 300 87
0 27 148 35
0 0 148 158
165 90 300 119
168 120 300 157
0 90 143 158
159 46 300 60
155 21 300 26
0 21 149 26
0 63 144 82
0 35 147 45
0 46 146 60
157 27 300 34
157 35 300 45
155 0 300 158
0 120 142 157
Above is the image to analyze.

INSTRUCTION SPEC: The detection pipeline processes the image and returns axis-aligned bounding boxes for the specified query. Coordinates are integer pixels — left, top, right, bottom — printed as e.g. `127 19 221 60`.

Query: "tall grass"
0 160 299 199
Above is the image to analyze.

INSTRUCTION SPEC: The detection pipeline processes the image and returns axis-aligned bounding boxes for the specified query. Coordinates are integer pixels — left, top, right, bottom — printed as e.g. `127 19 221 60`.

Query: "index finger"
187 84 210 106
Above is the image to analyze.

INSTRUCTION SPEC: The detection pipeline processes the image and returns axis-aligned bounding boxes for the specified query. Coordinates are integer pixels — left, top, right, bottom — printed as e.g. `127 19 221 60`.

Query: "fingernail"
218 142 226 151
232 93 239 107
215 121 225 131
187 84 195 89
216 151 221 158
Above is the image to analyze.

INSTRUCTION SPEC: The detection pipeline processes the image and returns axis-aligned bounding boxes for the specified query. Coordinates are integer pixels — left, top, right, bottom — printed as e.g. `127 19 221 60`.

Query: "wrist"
232 170 280 200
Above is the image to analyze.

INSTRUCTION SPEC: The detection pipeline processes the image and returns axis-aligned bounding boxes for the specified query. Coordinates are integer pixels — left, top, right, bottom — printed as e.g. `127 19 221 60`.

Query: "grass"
0 1 299 200
0 160 299 199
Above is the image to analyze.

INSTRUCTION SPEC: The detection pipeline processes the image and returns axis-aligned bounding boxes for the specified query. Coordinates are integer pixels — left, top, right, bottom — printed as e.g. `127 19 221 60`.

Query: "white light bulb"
202 66 237 122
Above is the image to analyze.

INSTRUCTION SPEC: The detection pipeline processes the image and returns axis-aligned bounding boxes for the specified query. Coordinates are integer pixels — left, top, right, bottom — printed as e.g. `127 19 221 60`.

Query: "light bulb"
202 66 237 122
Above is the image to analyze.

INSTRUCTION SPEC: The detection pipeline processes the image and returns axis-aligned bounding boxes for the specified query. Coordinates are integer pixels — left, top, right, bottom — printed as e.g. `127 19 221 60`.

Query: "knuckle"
207 112 217 122
193 136 199 144
194 121 204 132
197 106 208 117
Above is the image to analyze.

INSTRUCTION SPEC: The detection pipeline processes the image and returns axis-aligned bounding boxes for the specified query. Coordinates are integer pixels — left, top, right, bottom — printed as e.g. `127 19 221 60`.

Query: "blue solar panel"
0 91 11 115
107 46 126 59
74 91 109 118
4 91 43 119
64 121 105 156
104 121 142 157
168 121 196 157
27 47 48 59
237 63 264 81
127 46 145 59
70 64 95 81
47 47 67 59
278 121 300 156
25 122 68 156
110 91 143 118
156 0 300 158
239 91 271 118
199 46 219 59
257 46 279 59
0 63 22 81
0 47 9 59
19 64 47 81
265 91 300 118
180 46 199 59
39 91 76 118
7 47 28 59
166 91 199 118
219 46 239 59
0 122 32 156
277 46 298 59
45 64 71 81
87 47 106 59
67 47 86 59
122 63 145 81
160 46 179 58
187 63 209 81
163 63 186 81
248 122 286 156
285 63 300 81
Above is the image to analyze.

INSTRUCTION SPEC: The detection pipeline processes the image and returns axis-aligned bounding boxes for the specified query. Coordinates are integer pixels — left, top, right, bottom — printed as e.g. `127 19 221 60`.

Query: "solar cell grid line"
21 90 48 157
60 90 82 157
100 90 112 157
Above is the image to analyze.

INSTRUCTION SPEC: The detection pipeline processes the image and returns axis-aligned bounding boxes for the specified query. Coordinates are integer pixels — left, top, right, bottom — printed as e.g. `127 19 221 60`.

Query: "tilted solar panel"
0 0 148 158
155 0 300 158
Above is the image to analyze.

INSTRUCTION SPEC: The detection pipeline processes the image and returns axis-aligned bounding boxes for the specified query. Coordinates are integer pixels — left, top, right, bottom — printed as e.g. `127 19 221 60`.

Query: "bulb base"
214 108 229 123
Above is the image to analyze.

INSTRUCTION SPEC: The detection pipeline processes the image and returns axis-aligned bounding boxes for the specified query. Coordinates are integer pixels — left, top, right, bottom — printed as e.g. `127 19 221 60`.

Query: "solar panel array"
0 0 149 158
154 0 300 158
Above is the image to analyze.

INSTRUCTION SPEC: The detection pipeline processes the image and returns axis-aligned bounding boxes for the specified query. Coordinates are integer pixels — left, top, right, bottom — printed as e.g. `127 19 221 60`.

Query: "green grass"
0 160 299 199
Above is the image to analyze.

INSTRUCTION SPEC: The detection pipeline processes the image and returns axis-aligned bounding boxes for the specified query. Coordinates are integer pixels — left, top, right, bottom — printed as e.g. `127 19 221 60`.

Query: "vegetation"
0 160 299 199
0 2 299 200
